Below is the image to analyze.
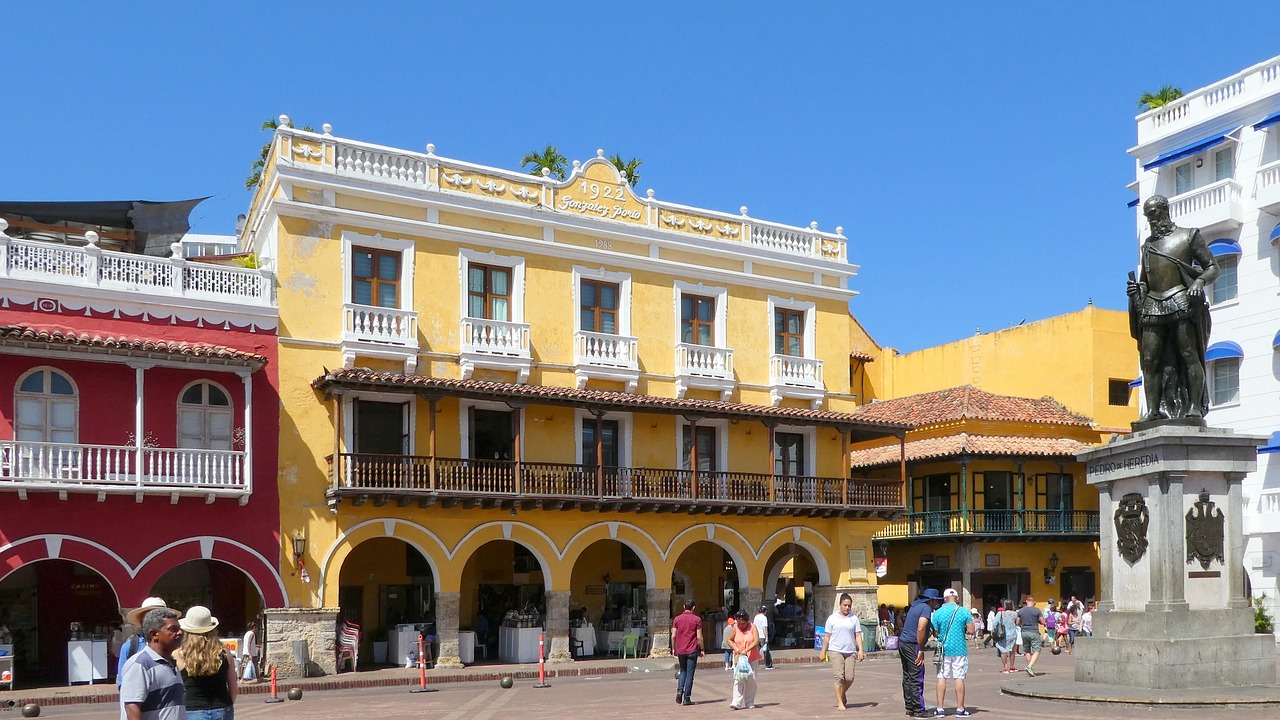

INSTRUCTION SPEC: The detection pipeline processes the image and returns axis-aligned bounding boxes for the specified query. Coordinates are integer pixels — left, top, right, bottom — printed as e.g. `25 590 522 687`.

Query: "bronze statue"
1127 195 1218 423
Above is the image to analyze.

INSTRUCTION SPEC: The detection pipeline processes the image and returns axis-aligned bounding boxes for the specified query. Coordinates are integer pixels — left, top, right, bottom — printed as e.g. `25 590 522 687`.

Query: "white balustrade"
769 354 824 388
574 331 638 369
0 441 245 491
1169 179 1242 222
676 343 734 379
460 318 530 357
335 144 427 186
0 236 274 307
1256 159 1280 212
1139 53 1280 144
343 303 419 347
749 221 816 256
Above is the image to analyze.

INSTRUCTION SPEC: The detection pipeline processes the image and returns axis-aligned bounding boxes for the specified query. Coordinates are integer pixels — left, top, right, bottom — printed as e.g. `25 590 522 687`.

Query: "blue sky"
4 3 1275 352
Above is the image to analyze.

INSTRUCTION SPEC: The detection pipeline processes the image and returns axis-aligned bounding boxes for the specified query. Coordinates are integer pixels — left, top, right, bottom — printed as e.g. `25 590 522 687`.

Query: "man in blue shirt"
930 588 974 717
899 588 942 718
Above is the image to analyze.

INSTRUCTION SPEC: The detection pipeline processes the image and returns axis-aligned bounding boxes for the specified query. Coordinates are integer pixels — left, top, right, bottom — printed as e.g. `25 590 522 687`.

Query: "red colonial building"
0 203 282 686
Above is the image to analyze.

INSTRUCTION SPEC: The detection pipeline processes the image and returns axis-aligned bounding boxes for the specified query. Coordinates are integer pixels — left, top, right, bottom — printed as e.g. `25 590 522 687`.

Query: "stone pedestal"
433 591 463 669
646 587 672 658
1075 425 1274 689
544 590 573 663
264 607 339 678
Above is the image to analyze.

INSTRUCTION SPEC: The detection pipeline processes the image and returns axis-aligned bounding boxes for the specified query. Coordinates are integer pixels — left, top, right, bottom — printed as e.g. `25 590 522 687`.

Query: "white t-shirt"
242 628 258 658
752 613 769 644
1081 611 1093 634
824 610 862 654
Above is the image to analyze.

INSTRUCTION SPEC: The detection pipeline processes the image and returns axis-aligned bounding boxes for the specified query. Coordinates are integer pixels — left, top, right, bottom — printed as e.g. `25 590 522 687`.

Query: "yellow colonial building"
242 118 907 671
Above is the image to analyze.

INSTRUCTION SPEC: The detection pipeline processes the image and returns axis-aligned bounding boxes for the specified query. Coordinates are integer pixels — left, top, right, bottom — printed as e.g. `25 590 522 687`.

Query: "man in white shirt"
752 606 773 669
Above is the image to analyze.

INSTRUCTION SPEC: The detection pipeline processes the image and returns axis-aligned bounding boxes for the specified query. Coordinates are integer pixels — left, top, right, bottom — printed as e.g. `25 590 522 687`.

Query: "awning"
1142 131 1234 171
1255 111 1280 131
1208 239 1243 256
1128 377 1142 388
1259 431 1280 455
1273 329 1280 349
1127 198 1139 208
1271 223 1280 244
1205 341 1244 362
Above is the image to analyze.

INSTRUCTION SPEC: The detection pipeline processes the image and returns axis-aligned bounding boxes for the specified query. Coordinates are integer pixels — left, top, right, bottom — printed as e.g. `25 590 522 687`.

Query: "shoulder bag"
933 607 957 673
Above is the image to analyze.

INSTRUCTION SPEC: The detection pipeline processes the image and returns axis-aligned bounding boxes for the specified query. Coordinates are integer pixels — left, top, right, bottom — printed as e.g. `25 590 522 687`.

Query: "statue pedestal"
1076 424 1273 689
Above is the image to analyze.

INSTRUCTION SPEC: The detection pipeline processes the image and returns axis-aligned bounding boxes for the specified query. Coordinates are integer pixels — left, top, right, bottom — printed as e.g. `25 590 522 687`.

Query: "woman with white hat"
175 606 237 720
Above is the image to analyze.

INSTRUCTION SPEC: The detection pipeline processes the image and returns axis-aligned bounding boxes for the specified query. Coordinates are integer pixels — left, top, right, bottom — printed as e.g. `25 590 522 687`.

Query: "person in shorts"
819 593 865 711
930 589 973 717
1016 596 1045 677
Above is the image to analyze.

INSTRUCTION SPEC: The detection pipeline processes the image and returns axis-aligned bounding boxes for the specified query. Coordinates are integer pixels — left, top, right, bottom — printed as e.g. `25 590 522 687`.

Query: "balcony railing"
343 303 418 347
1137 55 1280 145
1169 179 1243 231
1244 489 1280 536
676 343 733 379
769 355 824 388
329 452 901 510
0 440 247 493
1256 159 1280 213
460 318 530 357
873 509 1100 540
574 330 638 370
0 233 275 308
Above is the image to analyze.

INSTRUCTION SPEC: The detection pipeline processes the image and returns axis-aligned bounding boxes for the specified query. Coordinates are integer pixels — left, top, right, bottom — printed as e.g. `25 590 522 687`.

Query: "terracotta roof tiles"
852 385 1092 428
850 433 1091 468
0 325 266 367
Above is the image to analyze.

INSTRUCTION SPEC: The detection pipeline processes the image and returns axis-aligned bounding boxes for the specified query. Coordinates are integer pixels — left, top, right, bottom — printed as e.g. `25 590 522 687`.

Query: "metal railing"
0 440 247 491
873 508 1100 539
329 453 900 509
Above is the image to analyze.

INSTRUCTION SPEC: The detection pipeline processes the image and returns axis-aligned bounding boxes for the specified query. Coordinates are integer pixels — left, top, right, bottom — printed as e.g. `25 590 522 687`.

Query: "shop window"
15 367 78 443
177 381 233 450
1211 357 1241 406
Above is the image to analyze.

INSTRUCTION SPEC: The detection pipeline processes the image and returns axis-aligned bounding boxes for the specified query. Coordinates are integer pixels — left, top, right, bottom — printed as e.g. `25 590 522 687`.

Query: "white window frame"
1173 162 1193 196
1210 357 1241 408
572 266 632 335
772 425 817 477
1214 147 1235 181
573 409 632 468
14 366 79 443
459 248 525 323
767 296 817 358
342 392 416 455
1211 253 1239 306
458 398 523 460
673 280 728 348
176 380 235 450
677 418 729 472
342 230 415 309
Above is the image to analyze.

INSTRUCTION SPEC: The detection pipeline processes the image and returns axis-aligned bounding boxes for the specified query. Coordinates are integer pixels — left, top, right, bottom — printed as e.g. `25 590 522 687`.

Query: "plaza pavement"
7 645 1280 718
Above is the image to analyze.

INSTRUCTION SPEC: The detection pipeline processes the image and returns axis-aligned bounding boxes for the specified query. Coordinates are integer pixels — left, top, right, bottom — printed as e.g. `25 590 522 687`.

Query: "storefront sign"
874 558 888 578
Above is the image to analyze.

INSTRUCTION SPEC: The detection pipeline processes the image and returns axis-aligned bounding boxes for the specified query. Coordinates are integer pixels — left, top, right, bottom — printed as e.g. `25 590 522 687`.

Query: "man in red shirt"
671 598 705 706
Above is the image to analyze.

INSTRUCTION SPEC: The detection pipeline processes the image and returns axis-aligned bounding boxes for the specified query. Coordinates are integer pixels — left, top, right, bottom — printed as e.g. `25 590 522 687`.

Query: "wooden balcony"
873 509 1100 541
326 453 902 518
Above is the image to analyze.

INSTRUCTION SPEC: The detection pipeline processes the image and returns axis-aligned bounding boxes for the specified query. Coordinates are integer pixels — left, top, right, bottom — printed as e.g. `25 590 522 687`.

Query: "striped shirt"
119 645 186 720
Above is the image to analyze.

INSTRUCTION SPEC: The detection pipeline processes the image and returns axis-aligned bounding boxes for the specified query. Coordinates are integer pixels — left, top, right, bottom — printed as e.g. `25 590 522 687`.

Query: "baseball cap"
943 588 959 599
1047 598 1055 604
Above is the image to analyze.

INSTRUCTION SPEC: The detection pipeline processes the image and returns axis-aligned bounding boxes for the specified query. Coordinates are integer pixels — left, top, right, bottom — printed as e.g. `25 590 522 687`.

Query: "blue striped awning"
1255 111 1280 131
1260 431 1280 455
1274 330 1280 349
1142 131 1233 171
1205 341 1244 362
1128 377 1142 388
1127 198 1139 208
1271 223 1280 243
1208 239 1242 256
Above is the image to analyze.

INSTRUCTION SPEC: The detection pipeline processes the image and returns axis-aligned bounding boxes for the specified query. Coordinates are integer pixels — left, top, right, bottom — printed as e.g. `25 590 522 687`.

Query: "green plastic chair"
618 633 640 659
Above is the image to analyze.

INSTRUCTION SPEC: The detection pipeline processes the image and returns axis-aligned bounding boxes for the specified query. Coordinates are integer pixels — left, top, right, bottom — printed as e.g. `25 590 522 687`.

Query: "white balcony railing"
1169 179 1243 230
574 330 638 369
1256 159 1280 213
769 355 824 388
1138 55 1280 145
343 303 418 347
0 232 275 308
676 343 734 380
460 317 530 357
1245 489 1280 536
0 440 246 492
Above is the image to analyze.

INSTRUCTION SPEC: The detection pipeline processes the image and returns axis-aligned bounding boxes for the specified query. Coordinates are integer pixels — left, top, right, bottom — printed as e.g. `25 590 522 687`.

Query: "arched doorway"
150 559 264 637
459 539 548 663
0 560 119 686
336 537 436 667
672 540 743 655
762 543 820 649
569 539 650 656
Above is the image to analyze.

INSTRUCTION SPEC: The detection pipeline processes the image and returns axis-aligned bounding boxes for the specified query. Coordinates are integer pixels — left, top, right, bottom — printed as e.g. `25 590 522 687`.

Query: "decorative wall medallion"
511 186 539 200
476 179 506 194
291 143 323 159
1114 492 1149 564
715 223 741 238
1185 489 1225 570
688 218 714 233
659 213 685 228
442 172 472 188
35 297 61 313
821 239 841 258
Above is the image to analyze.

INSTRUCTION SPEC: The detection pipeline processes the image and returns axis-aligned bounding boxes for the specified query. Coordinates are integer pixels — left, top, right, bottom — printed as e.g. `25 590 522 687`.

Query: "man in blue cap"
899 588 942 717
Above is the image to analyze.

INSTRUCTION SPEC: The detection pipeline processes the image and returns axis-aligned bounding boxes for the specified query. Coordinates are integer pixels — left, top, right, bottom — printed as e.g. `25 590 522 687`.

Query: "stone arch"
317 518 449 606
0 534 134 600
131 536 286 607
448 521 561 590
664 523 755 592
560 521 664 587
757 526 834 591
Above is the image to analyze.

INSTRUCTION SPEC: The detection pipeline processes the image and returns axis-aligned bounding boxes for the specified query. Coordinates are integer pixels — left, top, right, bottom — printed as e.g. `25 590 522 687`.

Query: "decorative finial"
322 123 333 135
0 217 10 235
541 167 551 177
809 221 819 230
596 149 605 158
278 114 291 128
572 160 581 169
835 226 844 236
646 189 655 199
425 143 436 155
85 231 99 246
170 241 184 259
740 206 749 216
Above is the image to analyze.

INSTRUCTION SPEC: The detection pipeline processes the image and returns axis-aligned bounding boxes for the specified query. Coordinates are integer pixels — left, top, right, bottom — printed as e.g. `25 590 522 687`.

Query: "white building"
1129 55 1280 611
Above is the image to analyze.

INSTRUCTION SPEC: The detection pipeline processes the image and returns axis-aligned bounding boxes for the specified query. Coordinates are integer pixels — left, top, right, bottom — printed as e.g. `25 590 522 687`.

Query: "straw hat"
179 606 219 634
126 598 181 627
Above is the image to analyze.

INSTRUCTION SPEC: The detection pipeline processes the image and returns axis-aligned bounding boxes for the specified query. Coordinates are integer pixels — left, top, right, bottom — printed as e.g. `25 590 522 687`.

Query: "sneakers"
683 698 693 706
955 710 971 717
936 710 946 717
1025 667 1037 677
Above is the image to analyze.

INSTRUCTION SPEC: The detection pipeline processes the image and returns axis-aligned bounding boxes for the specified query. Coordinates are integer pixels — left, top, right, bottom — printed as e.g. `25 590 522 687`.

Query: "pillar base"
435 656 464 669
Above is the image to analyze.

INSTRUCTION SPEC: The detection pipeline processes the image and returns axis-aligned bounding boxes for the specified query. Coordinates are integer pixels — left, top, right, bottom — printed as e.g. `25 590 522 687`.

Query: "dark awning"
0 198 209 256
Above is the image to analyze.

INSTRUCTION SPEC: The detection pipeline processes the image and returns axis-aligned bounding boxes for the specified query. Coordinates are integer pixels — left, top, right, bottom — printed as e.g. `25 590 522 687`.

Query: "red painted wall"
0 306 284 607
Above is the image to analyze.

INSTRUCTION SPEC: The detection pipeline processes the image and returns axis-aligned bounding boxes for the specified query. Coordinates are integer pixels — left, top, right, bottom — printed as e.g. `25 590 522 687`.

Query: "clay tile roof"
851 385 1092 428
849 433 1091 468
0 325 266 368
849 351 876 362
313 367 910 435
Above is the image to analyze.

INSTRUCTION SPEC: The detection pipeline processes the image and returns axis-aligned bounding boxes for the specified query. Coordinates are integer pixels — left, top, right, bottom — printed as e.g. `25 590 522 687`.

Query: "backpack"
991 618 1006 642
1045 611 1057 629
